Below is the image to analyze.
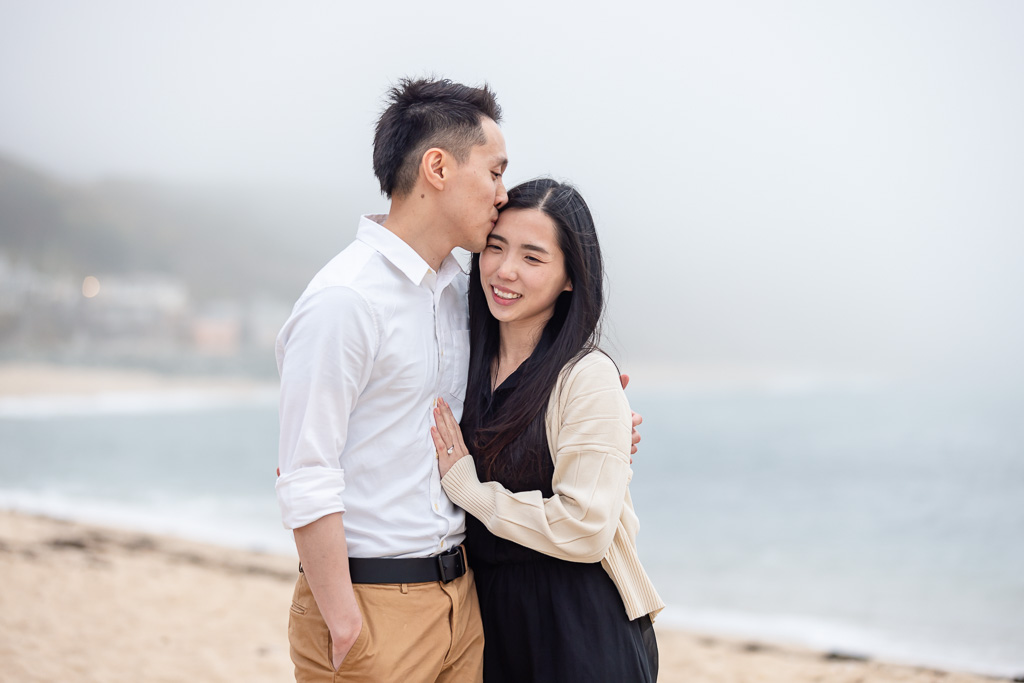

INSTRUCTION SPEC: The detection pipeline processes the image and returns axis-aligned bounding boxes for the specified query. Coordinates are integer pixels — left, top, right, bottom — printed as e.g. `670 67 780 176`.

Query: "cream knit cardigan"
441 350 665 621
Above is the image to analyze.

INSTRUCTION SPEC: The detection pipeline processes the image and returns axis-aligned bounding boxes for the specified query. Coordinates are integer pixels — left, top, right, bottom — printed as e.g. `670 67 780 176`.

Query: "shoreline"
0 510 1013 683
0 361 277 397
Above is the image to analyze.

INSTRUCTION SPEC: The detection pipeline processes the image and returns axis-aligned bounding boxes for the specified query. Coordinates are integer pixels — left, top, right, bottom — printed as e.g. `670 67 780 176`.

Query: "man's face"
445 117 508 253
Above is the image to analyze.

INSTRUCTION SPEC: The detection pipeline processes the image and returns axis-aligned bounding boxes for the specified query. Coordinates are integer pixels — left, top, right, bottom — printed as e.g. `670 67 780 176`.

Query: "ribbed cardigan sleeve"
441 353 633 563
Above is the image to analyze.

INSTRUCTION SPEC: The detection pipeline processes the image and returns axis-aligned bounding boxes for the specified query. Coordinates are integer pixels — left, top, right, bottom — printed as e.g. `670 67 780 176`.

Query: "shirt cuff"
276 466 346 530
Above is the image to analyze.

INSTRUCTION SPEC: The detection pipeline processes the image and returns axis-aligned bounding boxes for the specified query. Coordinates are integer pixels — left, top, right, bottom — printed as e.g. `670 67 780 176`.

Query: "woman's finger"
438 398 467 453
433 408 453 443
438 398 459 435
435 400 456 443
431 399 466 459
430 426 447 454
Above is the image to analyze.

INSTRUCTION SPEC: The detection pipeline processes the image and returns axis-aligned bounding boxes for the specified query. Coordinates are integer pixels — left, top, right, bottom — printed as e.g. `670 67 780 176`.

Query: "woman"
430 178 663 682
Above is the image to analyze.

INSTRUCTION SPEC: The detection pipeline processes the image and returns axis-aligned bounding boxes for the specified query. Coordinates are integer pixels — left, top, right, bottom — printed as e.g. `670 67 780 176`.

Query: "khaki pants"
288 568 484 683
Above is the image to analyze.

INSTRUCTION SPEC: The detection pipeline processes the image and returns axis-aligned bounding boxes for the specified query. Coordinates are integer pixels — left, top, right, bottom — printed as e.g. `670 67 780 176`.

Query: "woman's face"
479 208 572 333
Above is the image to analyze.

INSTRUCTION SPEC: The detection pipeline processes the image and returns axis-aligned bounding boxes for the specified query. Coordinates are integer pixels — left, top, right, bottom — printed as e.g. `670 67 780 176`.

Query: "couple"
276 78 663 683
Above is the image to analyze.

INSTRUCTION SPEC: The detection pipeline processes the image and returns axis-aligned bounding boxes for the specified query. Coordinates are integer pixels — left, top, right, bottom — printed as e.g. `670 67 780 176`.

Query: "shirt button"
434 503 439 511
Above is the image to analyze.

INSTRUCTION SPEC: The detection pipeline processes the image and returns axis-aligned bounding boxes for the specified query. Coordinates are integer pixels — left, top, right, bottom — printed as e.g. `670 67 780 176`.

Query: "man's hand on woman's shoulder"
618 374 643 460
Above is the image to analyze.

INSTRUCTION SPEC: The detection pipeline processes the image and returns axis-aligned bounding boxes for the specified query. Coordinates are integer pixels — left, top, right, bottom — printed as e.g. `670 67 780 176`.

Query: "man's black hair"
373 78 502 199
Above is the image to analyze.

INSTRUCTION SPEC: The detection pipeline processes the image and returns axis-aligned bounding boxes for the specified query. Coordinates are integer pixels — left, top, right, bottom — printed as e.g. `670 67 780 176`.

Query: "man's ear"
422 148 448 192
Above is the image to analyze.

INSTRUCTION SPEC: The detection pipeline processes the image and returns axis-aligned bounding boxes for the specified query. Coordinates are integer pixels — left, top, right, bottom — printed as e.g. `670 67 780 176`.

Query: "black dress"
465 365 659 683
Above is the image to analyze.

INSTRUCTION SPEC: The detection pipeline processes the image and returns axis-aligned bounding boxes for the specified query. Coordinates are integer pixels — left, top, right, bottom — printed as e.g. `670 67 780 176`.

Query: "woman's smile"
490 285 522 304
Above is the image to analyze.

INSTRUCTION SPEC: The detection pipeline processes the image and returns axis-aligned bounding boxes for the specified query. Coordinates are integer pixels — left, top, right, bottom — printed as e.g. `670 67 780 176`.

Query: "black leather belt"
299 545 468 584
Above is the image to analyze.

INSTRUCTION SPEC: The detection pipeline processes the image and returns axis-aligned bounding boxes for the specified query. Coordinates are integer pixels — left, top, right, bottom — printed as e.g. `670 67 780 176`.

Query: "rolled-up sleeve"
275 286 378 530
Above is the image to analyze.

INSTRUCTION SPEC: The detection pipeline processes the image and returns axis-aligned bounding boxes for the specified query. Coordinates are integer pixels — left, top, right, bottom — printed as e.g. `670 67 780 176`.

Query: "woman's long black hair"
461 178 607 484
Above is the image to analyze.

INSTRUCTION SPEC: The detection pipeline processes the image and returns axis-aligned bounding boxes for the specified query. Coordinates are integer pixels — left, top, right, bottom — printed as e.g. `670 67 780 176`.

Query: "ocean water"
630 384 1024 677
1 382 1022 676
0 389 295 555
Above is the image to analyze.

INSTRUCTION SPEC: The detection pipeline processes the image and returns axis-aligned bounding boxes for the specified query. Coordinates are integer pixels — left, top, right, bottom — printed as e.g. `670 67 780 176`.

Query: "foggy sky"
2 0 1022 386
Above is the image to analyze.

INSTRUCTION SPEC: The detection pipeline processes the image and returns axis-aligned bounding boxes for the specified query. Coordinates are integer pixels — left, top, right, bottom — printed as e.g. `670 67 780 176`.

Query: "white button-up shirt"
275 215 470 559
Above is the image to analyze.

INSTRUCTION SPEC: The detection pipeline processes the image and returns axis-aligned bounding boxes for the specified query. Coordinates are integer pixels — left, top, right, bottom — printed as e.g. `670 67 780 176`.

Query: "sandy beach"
0 510 1010 683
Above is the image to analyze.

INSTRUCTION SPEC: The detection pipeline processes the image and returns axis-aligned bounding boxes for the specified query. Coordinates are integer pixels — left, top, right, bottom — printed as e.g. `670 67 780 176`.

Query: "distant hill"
0 153 360 303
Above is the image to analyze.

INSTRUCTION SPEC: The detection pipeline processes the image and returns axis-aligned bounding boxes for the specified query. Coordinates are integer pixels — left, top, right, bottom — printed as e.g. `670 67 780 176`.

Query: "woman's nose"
497 257 517 280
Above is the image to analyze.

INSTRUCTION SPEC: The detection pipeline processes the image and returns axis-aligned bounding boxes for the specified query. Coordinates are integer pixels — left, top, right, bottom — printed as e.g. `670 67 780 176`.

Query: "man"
276 78 639 682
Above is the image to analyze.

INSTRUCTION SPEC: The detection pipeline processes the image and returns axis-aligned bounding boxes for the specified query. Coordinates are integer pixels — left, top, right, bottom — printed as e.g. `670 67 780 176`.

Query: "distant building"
0 254 290 369
191 301 243 356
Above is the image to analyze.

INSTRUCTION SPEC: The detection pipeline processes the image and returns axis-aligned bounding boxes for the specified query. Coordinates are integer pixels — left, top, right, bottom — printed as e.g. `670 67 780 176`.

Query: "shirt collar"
357 215 468 289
